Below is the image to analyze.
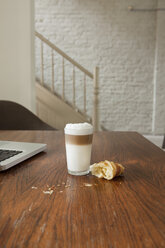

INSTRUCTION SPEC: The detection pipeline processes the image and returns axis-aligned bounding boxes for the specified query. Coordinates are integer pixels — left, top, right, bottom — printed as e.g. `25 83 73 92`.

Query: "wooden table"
0 131 164 248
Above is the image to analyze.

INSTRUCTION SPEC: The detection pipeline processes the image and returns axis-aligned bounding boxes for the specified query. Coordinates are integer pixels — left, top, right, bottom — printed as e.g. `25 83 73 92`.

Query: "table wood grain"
0 131 164 248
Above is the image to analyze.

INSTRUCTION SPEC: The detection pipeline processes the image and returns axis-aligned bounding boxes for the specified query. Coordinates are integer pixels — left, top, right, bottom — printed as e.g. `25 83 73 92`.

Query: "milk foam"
65 122 93 135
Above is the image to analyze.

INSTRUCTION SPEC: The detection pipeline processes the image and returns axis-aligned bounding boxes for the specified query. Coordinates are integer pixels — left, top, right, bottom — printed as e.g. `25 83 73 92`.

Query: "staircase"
35 31 99 131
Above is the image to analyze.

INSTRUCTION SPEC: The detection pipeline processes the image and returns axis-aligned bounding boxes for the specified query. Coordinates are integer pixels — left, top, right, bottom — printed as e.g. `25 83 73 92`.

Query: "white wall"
153 0 165 134
35 0 165 134
0 0 35 112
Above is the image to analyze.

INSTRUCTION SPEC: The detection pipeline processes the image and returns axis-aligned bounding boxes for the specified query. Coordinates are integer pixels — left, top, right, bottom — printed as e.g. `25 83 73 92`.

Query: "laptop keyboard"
0 149 23 162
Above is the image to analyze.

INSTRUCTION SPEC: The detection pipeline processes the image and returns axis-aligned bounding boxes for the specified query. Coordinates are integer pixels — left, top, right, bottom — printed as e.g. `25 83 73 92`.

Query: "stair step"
35 82 92 130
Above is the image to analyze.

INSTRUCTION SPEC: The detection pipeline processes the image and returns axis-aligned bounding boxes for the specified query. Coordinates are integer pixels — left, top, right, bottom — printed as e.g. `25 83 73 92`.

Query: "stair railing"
35 31 99 131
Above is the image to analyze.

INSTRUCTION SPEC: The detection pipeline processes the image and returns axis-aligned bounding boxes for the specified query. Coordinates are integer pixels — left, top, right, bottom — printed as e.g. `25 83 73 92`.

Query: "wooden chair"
0 100 55 130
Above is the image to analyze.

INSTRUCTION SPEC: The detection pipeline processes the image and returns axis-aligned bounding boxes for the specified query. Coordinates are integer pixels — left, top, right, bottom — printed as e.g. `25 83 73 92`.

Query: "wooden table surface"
0 131 164 248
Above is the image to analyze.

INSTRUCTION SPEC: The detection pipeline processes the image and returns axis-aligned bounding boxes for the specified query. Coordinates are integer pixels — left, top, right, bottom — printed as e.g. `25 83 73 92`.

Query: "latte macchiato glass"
64 123 93 176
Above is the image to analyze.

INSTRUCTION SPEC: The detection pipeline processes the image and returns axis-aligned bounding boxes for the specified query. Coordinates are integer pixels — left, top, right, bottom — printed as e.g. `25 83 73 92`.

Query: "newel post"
93 66 99 131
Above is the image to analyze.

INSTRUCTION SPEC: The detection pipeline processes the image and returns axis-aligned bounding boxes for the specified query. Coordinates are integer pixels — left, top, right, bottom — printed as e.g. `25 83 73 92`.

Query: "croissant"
90 160 124 180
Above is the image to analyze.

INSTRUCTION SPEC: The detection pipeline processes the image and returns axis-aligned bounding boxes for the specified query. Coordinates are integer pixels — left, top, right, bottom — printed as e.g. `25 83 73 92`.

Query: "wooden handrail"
35 31 93 79
35 31 99 131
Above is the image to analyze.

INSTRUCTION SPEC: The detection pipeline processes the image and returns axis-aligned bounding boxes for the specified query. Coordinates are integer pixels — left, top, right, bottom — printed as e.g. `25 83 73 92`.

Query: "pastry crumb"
31 186 37 189
65 185 70 188
43 190 53 195
84 183 93 187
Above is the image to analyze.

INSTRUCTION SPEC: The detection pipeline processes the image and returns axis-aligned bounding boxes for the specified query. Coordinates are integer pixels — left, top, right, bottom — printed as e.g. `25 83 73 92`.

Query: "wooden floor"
143 135 164 149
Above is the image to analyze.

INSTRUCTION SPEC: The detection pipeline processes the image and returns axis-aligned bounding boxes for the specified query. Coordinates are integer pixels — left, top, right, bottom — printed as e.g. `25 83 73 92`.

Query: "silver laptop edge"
0 141 47 171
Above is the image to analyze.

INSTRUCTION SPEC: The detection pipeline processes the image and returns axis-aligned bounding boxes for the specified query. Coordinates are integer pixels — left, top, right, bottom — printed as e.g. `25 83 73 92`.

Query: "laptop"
0 141 47 171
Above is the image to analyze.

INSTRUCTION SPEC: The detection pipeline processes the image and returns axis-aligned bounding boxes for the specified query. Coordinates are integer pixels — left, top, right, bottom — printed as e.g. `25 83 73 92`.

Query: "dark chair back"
162 135 165 149
0 100 55 130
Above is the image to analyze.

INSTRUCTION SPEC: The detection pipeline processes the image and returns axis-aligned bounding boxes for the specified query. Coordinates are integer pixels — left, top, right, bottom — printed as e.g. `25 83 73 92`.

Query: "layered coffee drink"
64 123 93 175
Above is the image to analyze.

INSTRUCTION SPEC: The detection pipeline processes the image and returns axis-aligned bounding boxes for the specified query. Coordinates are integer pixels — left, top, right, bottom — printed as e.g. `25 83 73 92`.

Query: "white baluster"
93 67 99 131
72 65 75 108
41 41 44 85
62 57 65 100
84 74 86 113
51 49 54 92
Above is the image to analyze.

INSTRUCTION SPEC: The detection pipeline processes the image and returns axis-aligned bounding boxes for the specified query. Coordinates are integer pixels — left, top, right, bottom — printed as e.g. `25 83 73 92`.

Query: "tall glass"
64 123 93 176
